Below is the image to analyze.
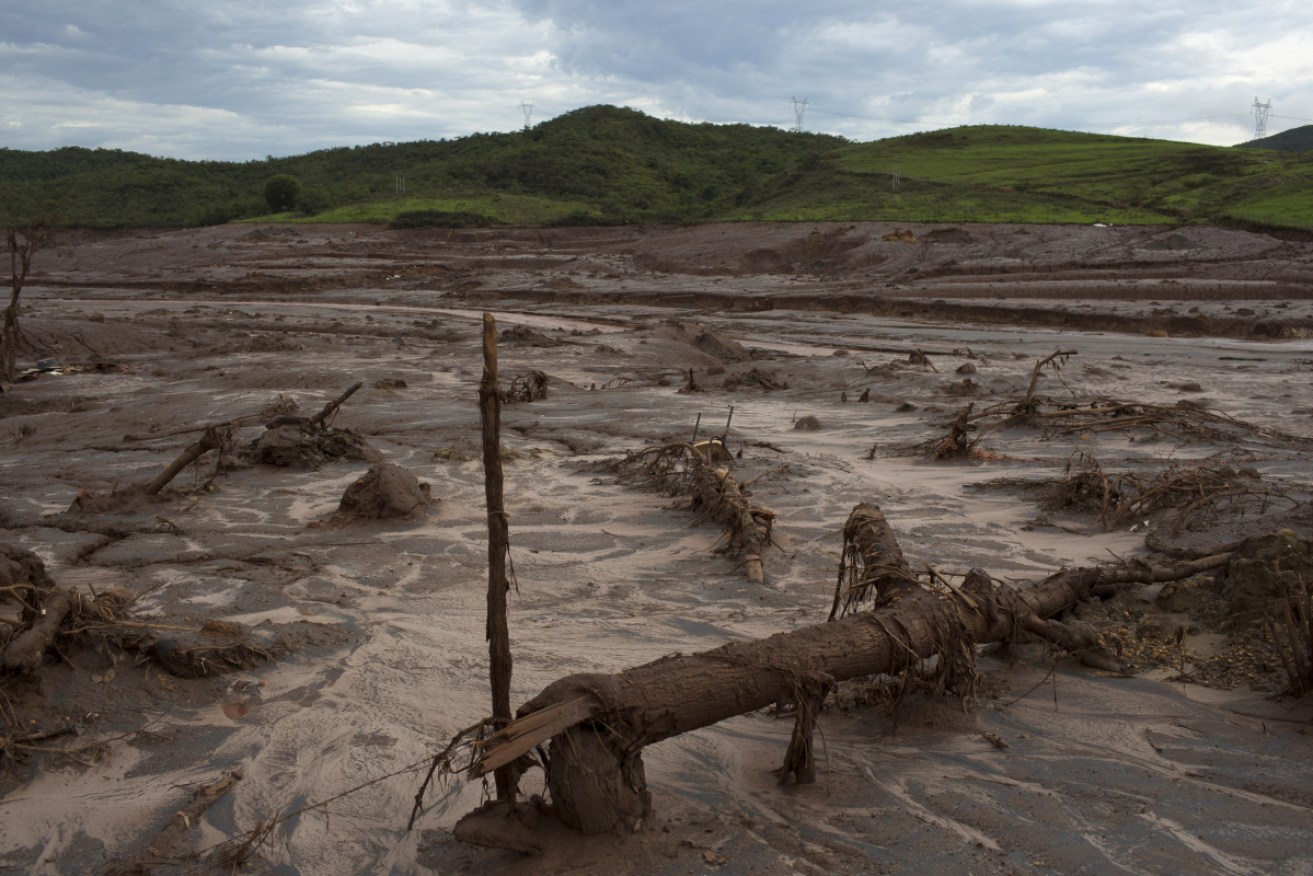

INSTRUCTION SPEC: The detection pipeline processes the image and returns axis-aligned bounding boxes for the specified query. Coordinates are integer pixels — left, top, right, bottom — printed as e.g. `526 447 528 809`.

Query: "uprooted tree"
449 503 1234 839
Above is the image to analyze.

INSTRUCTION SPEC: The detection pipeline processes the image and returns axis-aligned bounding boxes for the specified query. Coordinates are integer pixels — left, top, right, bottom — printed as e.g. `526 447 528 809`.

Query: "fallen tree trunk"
3 586 76 672
144 426 228 496
462 504 1229 836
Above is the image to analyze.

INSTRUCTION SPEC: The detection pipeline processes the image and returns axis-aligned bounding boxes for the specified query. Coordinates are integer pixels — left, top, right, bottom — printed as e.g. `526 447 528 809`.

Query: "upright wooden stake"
479 313 515 801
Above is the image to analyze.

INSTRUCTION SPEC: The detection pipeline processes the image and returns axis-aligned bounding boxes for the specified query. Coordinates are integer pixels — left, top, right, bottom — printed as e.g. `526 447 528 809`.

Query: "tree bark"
463 505 1229 835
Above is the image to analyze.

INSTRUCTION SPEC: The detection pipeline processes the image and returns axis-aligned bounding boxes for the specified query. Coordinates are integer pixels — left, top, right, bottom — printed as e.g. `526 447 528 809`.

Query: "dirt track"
2 222 1313 875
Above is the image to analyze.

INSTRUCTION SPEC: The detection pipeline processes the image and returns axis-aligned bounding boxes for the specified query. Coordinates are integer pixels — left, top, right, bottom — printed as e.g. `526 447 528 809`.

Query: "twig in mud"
122 396 300 443
2 710 171 764
408 719 495 829
213 720 492 867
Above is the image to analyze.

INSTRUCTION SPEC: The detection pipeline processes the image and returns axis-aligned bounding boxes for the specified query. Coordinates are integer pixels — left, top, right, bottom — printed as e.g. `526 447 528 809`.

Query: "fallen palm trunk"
460 505 1229 837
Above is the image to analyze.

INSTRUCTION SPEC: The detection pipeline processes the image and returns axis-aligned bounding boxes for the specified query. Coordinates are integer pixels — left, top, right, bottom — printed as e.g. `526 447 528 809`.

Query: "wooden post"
479 313 516 802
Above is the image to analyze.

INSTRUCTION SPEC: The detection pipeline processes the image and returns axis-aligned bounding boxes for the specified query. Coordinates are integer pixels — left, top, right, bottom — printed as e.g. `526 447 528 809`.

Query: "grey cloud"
2 0 1309 159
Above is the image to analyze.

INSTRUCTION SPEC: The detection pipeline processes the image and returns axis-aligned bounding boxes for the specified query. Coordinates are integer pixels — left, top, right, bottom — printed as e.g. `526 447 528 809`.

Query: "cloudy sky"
2 1 1310 161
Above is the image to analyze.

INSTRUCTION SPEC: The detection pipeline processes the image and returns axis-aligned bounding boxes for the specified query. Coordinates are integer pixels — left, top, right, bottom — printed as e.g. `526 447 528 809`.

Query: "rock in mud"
335 462 434 522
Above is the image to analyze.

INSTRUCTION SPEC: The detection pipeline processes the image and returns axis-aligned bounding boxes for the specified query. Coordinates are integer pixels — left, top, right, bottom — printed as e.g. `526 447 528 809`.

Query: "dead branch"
829 502 913 619
105 771 244 874
1013 349 1077 417
309 380 363 428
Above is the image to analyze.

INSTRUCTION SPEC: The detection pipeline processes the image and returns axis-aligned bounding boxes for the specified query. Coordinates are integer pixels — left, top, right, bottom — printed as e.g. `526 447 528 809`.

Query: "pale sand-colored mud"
2 224 1312 875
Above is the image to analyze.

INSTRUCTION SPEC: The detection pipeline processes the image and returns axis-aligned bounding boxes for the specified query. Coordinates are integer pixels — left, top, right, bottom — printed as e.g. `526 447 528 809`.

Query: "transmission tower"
1252 97 1272 140
519 101 535 130
791 96 809 133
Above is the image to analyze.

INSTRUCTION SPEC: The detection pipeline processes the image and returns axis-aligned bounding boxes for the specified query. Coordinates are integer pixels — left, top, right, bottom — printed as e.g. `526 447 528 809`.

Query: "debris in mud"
722 367 788 391
1 545 63 672
1224 531 1313 631
499 324 562 347
676 367 704 394
329 462 434 524
1078 532 1313 693
504 370 549 403
248 421 382 469
245 380 380 469
930 403 981 460
611 442 775 582
150 620 350 678
793 415 823 431
151 621 276 678
919 348 1312 452
1046 453 1295 533
655 320 751 364
908 348 936 371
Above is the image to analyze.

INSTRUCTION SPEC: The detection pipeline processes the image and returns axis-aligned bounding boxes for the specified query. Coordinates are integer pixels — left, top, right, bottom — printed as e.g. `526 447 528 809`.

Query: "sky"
2 0 1311 162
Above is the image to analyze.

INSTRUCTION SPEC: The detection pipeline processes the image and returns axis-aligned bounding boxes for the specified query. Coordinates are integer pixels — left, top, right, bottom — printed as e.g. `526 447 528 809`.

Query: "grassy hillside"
1242 125 1313 153
3 108 1312 230
745 125 1313 229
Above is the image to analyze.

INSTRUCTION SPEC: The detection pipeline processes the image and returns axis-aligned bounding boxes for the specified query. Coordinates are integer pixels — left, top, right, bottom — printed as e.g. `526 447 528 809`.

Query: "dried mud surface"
2 222 1313 875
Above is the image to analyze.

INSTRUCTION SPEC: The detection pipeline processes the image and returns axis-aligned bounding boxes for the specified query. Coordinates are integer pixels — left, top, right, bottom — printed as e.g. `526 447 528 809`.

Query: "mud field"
2 222 1313 875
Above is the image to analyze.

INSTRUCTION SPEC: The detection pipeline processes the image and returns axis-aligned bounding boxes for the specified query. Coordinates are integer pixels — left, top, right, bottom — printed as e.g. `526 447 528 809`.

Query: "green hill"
2 107 1312 230
1241 125 1313 153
